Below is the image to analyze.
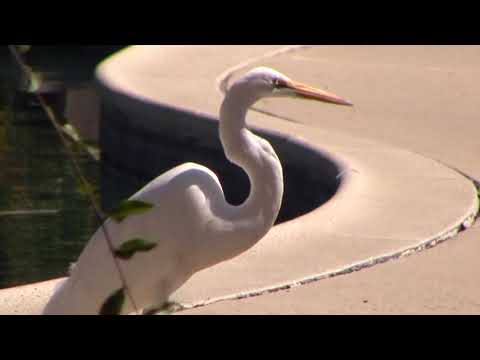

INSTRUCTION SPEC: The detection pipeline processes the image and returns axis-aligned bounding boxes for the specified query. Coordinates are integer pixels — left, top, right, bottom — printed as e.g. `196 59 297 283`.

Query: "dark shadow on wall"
99 98 343 225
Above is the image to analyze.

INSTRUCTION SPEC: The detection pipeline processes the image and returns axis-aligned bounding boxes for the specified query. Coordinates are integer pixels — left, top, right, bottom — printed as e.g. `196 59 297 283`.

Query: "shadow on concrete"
99 98 344 224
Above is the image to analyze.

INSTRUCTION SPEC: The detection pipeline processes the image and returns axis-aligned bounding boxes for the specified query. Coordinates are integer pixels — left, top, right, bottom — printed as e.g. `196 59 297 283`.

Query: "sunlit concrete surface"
0 46 478 315
0 278 64 315
178 226 480 315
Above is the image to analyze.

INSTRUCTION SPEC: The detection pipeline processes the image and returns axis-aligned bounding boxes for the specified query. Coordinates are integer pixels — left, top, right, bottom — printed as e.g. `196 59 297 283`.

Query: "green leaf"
108 200 154 222
114 238 158 260
28 72 43 93
83 139 99 147
77 181 97 197
16 45 31 54
63 123 81 142
62 123 101 161
84 145 100 162
99 288 125 315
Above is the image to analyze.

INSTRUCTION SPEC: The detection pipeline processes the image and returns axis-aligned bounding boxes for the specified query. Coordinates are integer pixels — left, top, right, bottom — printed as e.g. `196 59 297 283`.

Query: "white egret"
43 67 351 315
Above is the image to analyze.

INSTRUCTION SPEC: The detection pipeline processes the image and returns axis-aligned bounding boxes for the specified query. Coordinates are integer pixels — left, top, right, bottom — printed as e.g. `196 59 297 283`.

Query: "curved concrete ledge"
0 46 478 315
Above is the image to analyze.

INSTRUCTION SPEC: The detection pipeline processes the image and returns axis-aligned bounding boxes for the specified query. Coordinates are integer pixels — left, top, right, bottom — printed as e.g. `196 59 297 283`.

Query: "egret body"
43 67 351 315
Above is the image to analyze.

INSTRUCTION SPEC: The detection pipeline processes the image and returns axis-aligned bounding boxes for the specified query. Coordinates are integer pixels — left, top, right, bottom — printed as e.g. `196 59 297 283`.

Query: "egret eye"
272 78 286 89
273 79 287 90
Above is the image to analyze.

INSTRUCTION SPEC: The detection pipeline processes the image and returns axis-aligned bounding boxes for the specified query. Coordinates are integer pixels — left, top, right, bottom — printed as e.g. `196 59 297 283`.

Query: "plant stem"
7 45 139 315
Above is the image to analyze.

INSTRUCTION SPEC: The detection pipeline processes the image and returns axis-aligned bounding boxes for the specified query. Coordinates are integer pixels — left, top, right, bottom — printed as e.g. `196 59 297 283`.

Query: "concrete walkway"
179 226 480 314
0 45 478 315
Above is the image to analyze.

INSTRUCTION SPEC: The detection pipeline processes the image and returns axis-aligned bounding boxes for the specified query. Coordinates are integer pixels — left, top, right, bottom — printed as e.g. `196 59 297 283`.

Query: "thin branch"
7 45 139 315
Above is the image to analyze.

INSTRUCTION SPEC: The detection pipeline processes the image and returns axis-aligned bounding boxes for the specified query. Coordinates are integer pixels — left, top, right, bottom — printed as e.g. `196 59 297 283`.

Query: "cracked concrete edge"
170 178 479 314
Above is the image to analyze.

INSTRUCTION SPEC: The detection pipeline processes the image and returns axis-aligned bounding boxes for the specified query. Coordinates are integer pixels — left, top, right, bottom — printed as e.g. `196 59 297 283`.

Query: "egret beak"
287 80 353 106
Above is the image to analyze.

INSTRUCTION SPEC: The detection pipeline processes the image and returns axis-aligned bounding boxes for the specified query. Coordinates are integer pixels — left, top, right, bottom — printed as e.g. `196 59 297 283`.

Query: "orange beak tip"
289 81 352 107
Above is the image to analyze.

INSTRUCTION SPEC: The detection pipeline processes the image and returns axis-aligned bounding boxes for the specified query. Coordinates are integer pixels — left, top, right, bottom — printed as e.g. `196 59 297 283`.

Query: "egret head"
238 67 352 106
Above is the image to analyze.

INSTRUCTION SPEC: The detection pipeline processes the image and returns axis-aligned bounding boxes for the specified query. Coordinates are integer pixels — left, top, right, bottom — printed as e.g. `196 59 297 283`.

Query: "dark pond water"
0 46 124 288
